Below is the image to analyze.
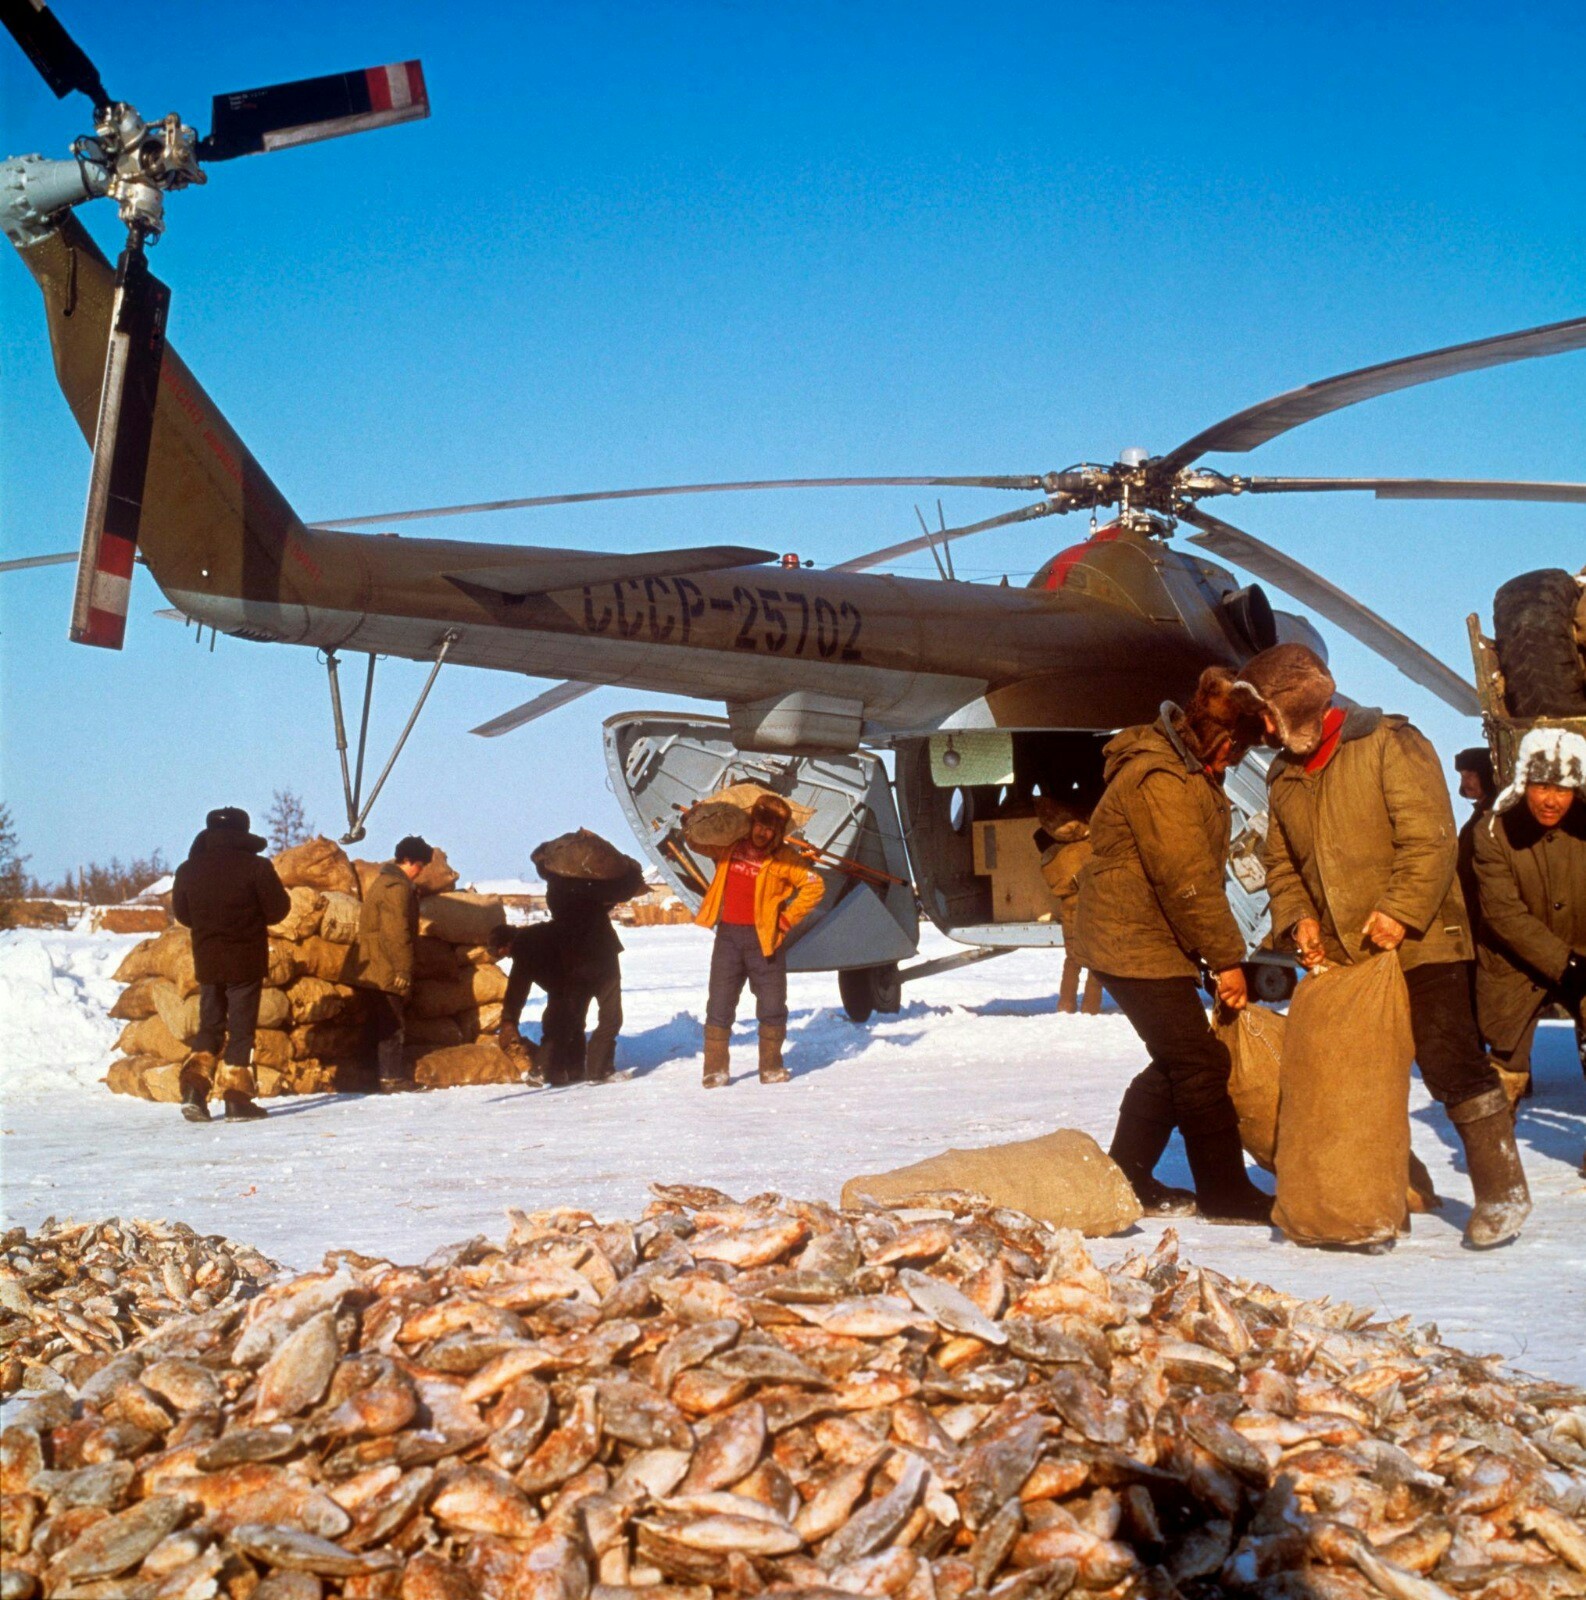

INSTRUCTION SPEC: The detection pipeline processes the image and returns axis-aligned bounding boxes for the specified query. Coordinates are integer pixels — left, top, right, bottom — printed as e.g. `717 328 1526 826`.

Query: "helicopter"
5 1 1585 1018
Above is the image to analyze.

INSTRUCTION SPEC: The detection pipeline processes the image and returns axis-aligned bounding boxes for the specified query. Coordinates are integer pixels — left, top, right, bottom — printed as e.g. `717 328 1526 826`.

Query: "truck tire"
1493 569 1586 718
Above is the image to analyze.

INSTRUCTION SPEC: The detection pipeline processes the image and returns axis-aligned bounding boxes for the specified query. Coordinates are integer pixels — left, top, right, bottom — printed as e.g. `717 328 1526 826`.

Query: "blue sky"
3 0 1583 884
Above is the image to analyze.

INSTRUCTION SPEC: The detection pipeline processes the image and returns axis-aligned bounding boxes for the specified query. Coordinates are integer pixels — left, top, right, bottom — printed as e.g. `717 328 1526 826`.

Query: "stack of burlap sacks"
104 837 522 1102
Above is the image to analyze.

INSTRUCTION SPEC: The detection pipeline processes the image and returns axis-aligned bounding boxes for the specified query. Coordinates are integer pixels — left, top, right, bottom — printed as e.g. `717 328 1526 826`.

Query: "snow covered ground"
2 922 1582 1381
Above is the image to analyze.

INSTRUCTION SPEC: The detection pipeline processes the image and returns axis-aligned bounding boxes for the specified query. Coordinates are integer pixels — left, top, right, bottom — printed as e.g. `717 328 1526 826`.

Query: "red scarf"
1304 706 1347 773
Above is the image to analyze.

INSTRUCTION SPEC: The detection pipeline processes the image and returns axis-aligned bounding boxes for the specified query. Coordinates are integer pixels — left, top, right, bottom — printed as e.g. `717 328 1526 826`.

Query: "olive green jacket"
354 863 419 996
1073 712 1246 980
1472 800 1586 1050
1263 707 1471 971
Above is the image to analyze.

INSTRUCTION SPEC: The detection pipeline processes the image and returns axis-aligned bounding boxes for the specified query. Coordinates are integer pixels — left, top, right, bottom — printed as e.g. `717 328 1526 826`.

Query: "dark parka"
1472 799 1586 1051
1072 709 1247 980
354 863 419 996
172 828 291 986
1263 707 1471 971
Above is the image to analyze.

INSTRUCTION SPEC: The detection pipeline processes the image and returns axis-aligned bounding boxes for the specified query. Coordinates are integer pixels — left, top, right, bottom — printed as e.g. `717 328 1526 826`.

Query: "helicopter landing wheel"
839 962 903 1023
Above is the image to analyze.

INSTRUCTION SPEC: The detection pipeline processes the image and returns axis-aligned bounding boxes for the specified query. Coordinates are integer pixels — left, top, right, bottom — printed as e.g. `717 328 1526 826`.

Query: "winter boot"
1081 972 1104 1016
1107 1104 1196 1217
179 1052 215 1123
223 1092 268 1122
703 1025 731 1088
1181 1120 1273 1226
758 1023 790 1084
1451 1089 1531 1249
1058 957 1081 1016
1491 1062 1529 1121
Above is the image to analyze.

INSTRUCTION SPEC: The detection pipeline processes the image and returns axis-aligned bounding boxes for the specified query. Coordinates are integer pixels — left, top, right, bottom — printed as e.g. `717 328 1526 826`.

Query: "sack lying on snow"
418 893 508 948
268 885 324 942
412 1041 524 1087
1217 1003 1439 1213
531 828 638 882
842 1129 1143 1237
272 836 359 896
1273 955 1416 1247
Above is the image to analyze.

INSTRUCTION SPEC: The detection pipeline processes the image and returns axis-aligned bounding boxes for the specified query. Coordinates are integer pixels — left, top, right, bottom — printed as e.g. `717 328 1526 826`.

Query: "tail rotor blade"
0 550 78 572
70 242 169 651
200 61 429 161
0 0 109 107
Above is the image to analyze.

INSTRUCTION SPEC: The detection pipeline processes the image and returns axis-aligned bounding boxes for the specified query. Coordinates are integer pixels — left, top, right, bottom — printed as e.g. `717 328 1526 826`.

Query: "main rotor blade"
307 475 1043 529
444 543 778 597
834 498 1066 574
471 680 599 737
200 61 429 162
70 244 169 651
0 550 77 572
1178 506 1480 716
1238 476 1586 503
1158 316 1586 472
0 0 108 107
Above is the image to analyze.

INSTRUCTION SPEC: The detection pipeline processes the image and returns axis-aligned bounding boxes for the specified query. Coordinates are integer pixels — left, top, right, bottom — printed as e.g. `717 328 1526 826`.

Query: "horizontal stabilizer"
444 543 777 598
471 680 599 736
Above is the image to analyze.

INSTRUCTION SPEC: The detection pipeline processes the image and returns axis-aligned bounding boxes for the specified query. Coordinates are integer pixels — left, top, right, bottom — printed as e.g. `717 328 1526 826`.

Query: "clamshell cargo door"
603 713 918 972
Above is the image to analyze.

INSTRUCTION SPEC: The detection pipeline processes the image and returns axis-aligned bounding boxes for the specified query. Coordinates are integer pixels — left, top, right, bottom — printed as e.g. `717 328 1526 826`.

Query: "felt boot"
758 1023 790 1084
1058 957 1081 1016
1181 1120 1273 1225
223 1092 268 1121
703 1025 731 1088
1451 1088 1531 1249
179 1052 214 1123
1107 1104 1196 1217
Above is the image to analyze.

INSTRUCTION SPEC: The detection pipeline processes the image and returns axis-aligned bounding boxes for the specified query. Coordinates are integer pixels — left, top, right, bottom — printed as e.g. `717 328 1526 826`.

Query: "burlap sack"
116 1014 189 1063
117 927 196 995
273 836 359 896
267 940 299 989
1220 1002 1440 1214
1272 956 1415 1247
295 935 356 985
253 1029 291 1071
418 893 508 948
411 966 503 1018
414 847 461 896
285 976 357 1025
99 907 168 935
416 936 463 979
150 981 200 1045
319 891 361 946
407 1014 466 1049
291 1022 364 1062
109 976 162 1022
111 935 162 985
268 886 325 942
352 859 383 898
141 1061 186 1104
256 987 291 1032
710 783 817 830
412 1042 523 1088
105 1058 155 1098
531 829 636 882
460 1002 505 1036
683 802 750 851
842 1129 1143 1238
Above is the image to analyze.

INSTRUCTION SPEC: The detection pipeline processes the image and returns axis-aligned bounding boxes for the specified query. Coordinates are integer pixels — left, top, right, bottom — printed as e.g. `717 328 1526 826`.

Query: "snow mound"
0 929 136 1098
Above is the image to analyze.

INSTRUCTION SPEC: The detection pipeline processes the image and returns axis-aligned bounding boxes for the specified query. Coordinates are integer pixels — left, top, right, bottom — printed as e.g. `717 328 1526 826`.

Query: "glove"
1559 953 1586 1009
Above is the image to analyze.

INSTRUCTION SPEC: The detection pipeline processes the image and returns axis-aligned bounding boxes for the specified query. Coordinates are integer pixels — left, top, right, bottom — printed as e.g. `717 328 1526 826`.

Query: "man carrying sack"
353 834 433 1094
689 794 823 1087
172 806 290 1123
1072 666 1273 1223
1472 729 1586 1140
1241 643 1530 1249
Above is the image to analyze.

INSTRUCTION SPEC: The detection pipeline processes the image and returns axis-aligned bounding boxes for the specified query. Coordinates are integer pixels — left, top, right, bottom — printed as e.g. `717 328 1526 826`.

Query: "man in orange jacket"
692 795 824 1087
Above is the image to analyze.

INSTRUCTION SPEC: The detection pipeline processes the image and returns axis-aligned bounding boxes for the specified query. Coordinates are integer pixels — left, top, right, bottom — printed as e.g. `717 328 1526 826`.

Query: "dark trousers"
542 973 623 1083
1403 962 1503 1111
1098 973 1239 1137
706 923 788 1030
369 992 408 1081
195 980 262 1067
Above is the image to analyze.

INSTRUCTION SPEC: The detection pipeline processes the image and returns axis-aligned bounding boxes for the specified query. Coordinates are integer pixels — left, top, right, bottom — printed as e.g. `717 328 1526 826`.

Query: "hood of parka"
1101 703 1203 786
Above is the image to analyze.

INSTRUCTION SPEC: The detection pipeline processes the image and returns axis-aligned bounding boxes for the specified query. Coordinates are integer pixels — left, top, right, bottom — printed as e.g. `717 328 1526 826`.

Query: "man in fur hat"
1472 729 1586 1151
1239 643 1531 1248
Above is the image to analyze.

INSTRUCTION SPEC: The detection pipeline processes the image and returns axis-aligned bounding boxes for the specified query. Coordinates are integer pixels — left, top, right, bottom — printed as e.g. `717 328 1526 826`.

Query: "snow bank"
0 928 136 1096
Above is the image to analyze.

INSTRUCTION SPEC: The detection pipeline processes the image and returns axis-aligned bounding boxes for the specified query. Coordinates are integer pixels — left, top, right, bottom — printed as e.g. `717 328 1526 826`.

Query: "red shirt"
1304 706 1347 773
720 845 765 925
